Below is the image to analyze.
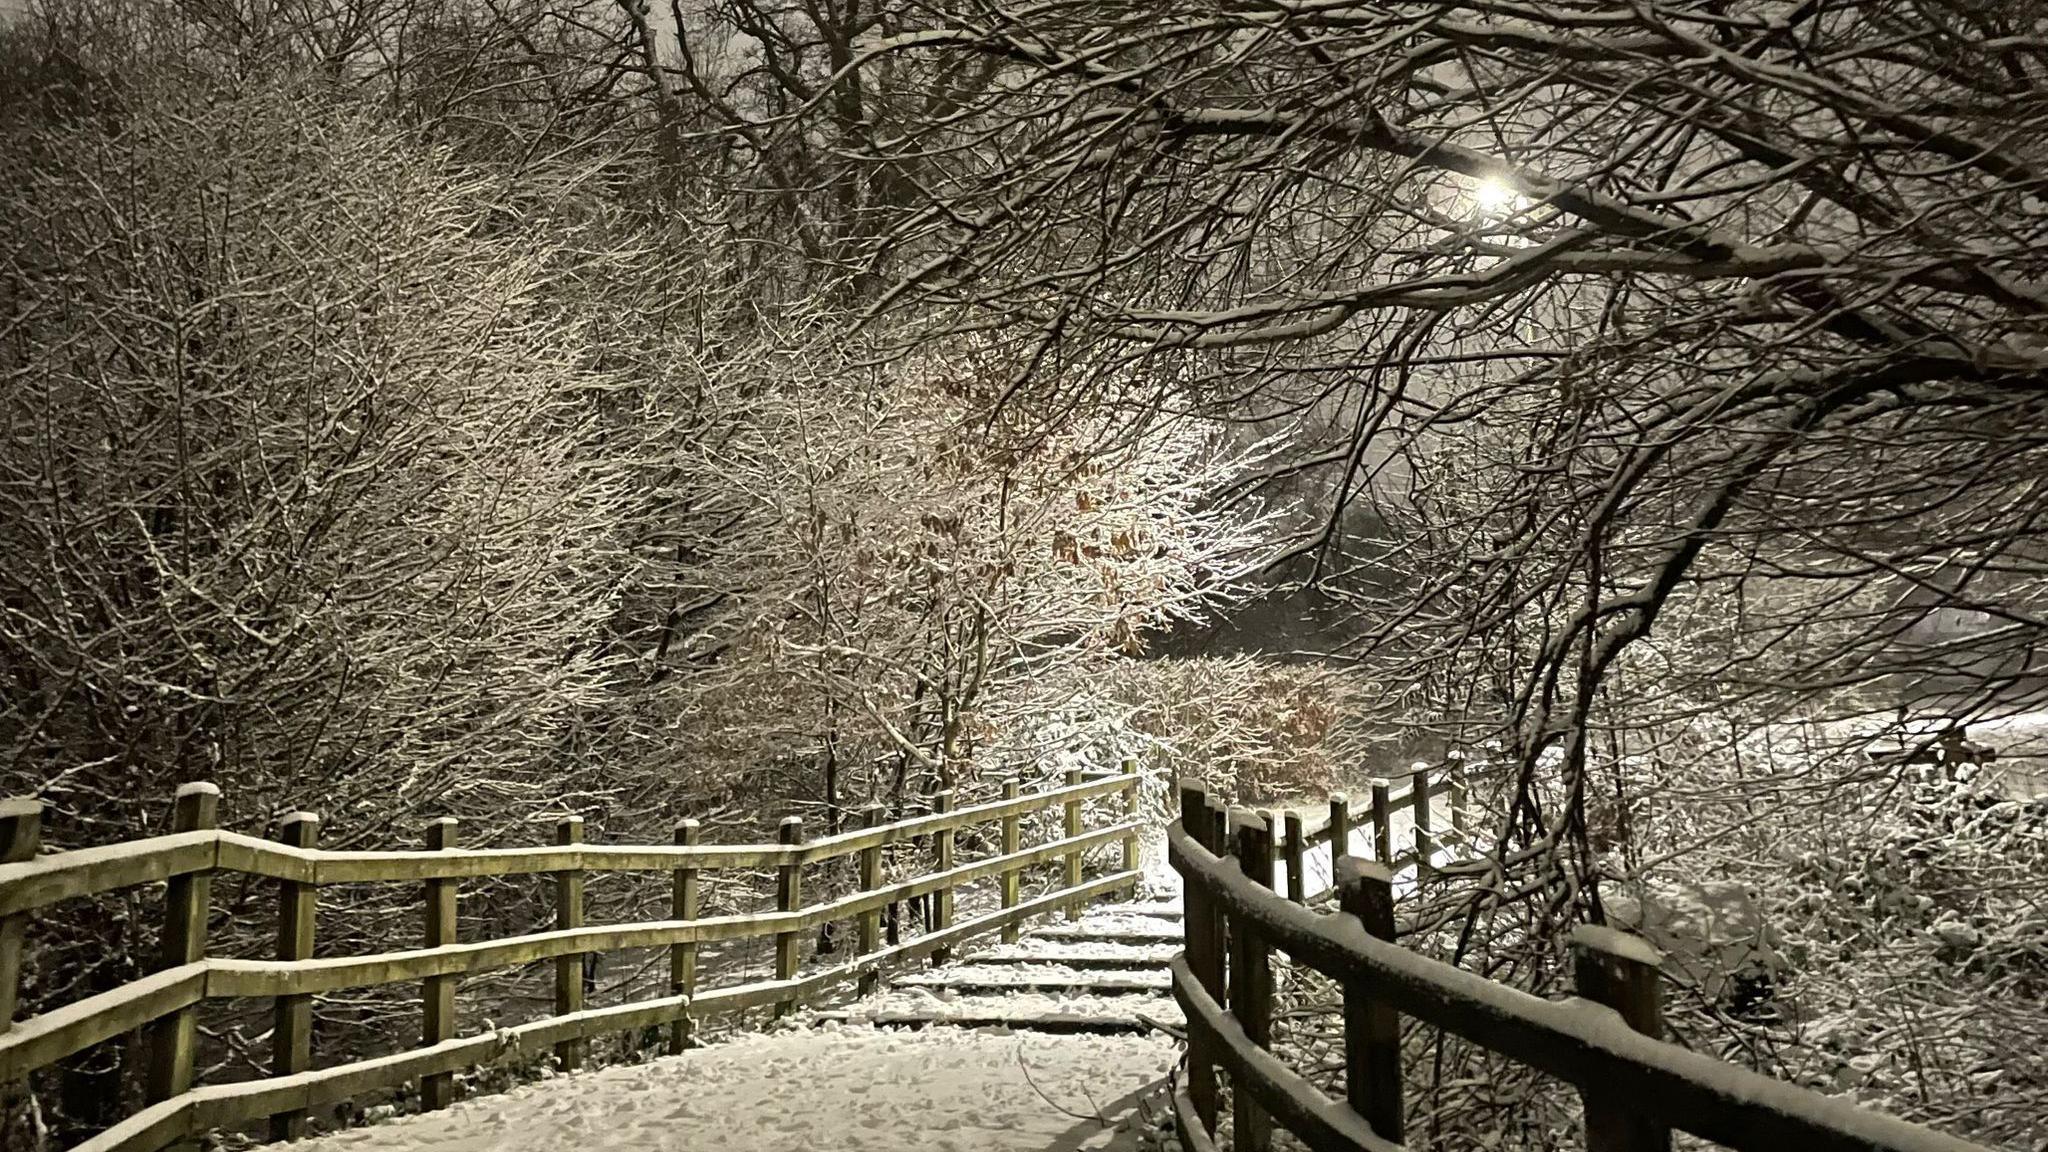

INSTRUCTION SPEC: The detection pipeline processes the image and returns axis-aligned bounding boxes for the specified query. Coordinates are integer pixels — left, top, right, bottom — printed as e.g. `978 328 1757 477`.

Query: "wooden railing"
1168 777 1992 1152
0 766 1142 1152
1257 764 1469 906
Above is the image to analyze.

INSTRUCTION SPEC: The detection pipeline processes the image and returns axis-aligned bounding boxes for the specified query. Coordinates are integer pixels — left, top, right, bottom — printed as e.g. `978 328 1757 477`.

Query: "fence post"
932 790 956 964
270 812 320 1142
144 781 219 1137
1000 778 1022 943
1448 770 1469 845
774 816 804 1017
1176 782 1220 1135
1063 769 1084 919
0 799 42 1036
1370 780 1393 864
1336 857 1403 1142
1229 811 1275 1152
1204 795 1229 980
669 819 700 1054
0 799 33 1150
1411 766 1434 873
1120 758 1141 883
554 816 586 1070
1327 793 1351 862
419 817 459 1111
1282 812 1306 904
1574 926 1671 1152
857 805 884 993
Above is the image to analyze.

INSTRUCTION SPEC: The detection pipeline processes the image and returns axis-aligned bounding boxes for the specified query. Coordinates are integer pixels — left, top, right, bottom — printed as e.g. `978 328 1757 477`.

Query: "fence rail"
1169 777 1991 1152
0 767 1142 1152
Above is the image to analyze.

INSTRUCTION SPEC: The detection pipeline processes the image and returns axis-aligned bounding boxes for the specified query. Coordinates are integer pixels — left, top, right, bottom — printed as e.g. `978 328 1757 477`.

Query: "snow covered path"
288 1026 1177 1152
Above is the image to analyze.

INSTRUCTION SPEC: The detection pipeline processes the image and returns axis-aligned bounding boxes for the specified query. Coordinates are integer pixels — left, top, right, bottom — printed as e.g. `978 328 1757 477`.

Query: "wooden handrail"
63 869 1142 1152
0 965 208 1084
0 775 1134 920
1292 769 1456 847
1167 788 1993 1152
796 775 1129 862
1171 954 1402 1152
0 820 1140 1078
1 773 1143 1152
0 832 220 919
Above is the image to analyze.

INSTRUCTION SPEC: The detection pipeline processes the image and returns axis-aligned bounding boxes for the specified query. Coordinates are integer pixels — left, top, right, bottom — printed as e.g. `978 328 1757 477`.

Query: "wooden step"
806 983 1179 1037
806 1010 1165 1036
811 988 1184 1035
964 941 1180 969
1028 922 1184 944
892 965 1172 995
1083 901 1186 920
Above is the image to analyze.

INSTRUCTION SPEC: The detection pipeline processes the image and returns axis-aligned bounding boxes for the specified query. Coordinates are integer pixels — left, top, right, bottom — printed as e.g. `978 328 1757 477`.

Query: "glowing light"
1473 177 1516 213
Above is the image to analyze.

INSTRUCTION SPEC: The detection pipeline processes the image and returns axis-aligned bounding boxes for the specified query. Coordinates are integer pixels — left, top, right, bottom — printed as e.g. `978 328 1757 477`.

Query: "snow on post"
932 790 956 964
1119 758 1140 880
1369 780 1393 864
1283 813 1307 904
668 818 700 1054
419 816 460 1111
857 805 885 994
271 811 320 1141
1410 766 1434 877
1335 856 1402 1143
1063 769 1085 920
1000 779 1022 943
554 815 587 1070
1572 924 1670 1152
1228 810 1275 1152
1326 793 1351 869
773 816 805 1014
144 781 219 1130
1176 779 1222 1133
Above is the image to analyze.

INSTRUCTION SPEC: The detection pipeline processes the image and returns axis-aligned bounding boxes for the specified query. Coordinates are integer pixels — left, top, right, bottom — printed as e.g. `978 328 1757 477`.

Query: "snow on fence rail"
1167 778 1995 1152
0 768 1142 1152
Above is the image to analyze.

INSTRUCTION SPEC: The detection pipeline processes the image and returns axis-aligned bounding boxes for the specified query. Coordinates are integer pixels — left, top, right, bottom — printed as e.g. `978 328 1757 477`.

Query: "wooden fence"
1169 776 1992 1152
0 766 1142 1152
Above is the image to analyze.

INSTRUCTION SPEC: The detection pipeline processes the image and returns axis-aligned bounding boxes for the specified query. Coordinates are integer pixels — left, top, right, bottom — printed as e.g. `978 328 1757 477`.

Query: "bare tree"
835 2 2048 1142
844 0 2048 865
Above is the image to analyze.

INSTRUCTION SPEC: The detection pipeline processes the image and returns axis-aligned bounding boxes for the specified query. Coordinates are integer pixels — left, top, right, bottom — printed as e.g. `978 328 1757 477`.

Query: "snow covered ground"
815 985 1185 1031
287 1025 1178 1152
892 961 1173 990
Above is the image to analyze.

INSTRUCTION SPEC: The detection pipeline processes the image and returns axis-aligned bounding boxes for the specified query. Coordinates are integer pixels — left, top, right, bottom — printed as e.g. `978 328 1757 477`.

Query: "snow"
1602 877 1783 998
1030 913 1183 942
817 986 1185 1030
968 940 1180 965
893 962 1172 991
1082 901 1184 919
285 1025 1177 1152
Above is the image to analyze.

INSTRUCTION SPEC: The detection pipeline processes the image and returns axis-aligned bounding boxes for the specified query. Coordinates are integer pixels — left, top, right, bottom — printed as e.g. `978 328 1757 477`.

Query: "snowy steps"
1023 904 1186 945
283 1026 1181 1152
815 991 1184 1035
1025 925 1182 945
891 963 1172 994
817 896 1186 1035
967 940 1180 969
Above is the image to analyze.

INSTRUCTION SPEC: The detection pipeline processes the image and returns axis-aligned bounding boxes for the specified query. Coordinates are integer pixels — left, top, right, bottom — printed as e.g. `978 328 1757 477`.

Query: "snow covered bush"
650 340 1279 835
1709 770 2048 1144
1015 655 1369 804
0 55 702 1140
